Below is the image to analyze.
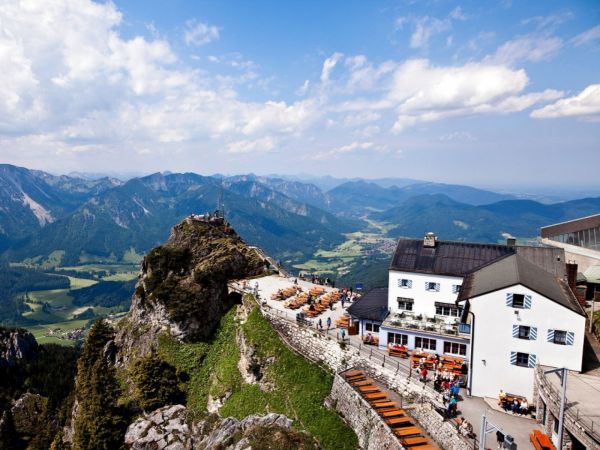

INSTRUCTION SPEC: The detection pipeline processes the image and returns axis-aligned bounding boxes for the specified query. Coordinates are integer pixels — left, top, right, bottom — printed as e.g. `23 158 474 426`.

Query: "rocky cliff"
116 217 266 364
0 328 38 368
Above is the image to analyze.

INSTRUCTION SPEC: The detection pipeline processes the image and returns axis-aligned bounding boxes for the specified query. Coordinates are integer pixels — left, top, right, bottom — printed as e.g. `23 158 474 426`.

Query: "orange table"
394 426 421 437
358 386 380 393
401 436 429 446
385 417 412 425
364 392 387 400
380 409 405 418
351 379 374 386
372 401 397 408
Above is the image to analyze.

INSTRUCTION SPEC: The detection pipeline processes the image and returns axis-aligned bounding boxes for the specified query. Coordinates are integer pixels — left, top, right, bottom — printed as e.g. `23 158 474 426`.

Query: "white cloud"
227 136 277 154
312 141 381 160
321 52 343 83
410 17 451 49
407 8 467 49
489 35 563 65
439 131 476 141
531 84 600 118
571 25 600 47
184 20 220 46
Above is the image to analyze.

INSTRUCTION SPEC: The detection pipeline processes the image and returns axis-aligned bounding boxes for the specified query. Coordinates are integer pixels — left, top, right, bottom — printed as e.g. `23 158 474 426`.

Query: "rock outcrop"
0 328 38 367
124 406 312 450
116 217 266 363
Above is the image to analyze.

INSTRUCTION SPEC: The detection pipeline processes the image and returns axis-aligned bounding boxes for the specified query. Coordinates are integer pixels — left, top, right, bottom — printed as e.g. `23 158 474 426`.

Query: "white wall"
388 270 463 323
469 285 586 400
378 326 469 356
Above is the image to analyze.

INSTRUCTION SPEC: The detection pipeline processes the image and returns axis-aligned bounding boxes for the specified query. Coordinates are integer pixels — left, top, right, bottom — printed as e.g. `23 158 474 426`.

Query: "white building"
377 233 514 359
457 254 586 400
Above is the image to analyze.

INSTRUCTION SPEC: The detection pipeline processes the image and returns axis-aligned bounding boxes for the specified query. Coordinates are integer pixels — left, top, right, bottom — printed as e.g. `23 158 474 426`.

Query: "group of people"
298 273 336 287
317 316 332 331
456 417 474 438
498 390 530 416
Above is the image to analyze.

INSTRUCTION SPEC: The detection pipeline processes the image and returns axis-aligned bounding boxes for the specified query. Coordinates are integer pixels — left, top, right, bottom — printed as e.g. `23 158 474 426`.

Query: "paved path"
241 274 543 449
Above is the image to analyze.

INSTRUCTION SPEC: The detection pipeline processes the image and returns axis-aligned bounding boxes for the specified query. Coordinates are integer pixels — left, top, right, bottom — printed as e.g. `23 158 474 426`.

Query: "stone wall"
261 307 472 450
410 405 472 450
327 374 404 450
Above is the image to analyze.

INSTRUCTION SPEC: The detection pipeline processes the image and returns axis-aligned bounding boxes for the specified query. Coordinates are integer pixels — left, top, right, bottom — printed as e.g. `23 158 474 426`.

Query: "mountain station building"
348 232 586 401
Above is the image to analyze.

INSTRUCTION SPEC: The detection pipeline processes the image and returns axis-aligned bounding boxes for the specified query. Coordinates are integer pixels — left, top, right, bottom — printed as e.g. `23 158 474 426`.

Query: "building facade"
458 254 586 400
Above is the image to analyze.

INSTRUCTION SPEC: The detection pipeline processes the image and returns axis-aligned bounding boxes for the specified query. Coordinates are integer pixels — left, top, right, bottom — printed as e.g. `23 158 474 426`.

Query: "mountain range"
1 164 599 270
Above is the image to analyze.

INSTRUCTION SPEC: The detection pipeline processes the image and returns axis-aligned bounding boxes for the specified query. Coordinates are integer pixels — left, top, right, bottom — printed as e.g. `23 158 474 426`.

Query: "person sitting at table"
365 333 373 344
520 399 529 416
511 399 520 415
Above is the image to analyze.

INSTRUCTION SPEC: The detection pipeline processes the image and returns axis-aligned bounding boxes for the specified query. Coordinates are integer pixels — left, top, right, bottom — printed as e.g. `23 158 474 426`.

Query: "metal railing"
536 365 600 444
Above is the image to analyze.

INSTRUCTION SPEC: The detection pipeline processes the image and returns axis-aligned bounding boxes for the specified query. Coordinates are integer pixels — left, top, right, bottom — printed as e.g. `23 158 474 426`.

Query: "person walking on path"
340 328 346 341
317 318 323 331
326 316 332 331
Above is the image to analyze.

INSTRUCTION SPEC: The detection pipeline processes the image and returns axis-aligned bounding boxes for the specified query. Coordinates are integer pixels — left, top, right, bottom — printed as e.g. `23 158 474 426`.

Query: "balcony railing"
383 314 466 337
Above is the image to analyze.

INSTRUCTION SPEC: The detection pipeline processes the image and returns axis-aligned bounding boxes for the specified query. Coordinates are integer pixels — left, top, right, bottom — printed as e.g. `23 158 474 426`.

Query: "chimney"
423 232 437 248
506 238 516 248
566 263 578 292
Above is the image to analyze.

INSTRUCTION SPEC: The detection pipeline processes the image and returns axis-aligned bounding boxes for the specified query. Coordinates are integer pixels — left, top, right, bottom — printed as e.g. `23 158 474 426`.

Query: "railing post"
370 348 373 359
382 355 386 367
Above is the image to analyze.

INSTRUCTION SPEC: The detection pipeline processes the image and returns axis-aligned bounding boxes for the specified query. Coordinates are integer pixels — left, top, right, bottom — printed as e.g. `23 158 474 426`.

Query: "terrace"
382 312 470 339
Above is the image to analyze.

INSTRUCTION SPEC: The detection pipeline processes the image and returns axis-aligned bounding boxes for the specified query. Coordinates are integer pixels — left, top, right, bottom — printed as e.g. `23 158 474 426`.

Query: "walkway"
241 274 544 449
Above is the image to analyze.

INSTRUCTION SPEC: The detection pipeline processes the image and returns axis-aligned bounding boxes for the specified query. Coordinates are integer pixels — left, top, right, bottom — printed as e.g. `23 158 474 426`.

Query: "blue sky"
0 0 598 188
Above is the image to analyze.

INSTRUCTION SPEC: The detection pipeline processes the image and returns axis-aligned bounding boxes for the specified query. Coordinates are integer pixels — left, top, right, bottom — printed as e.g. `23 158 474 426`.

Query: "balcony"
382 313 469 340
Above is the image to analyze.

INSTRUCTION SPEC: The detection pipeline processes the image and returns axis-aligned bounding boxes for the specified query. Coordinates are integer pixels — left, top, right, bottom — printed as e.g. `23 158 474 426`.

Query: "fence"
535 365 600 445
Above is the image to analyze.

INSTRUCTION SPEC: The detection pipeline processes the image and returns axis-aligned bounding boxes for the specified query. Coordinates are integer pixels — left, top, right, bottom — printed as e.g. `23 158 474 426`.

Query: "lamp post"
544 367 567 449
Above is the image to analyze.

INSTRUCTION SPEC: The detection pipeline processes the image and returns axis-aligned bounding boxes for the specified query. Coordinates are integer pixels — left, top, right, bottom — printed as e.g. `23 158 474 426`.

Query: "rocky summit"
116 216 267 363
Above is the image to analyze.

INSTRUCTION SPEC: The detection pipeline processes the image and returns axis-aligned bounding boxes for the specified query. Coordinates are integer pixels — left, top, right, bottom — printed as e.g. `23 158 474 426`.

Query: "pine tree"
72 320 127 450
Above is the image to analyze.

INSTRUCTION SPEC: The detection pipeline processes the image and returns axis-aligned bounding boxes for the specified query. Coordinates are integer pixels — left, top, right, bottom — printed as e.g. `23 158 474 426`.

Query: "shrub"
131 354 184 412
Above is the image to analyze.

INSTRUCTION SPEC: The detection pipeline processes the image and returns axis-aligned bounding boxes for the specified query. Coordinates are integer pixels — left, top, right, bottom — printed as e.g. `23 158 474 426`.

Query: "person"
309 303 315 312
421 366 428 382
511 399 520 415
498 389 507 405
520 399 529 416
329 301 333 311
340 328 346 341
365 333 373 344
451 382 460 398
326 316 332 330
341 296 345 308
318 318 323 330
447 396 457 418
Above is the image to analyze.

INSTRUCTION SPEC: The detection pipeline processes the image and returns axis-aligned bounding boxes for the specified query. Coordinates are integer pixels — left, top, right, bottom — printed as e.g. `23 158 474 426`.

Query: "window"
518 326 530 340
388 332 408 345
415 337 436 351
397 297 414 311
435 303 461 317
452 285 462 294
443 341 467 356
398 278 412 289
512 294 525 308
365 322 380 333
553 330 567 345
425 282 440 292
516 352 529 367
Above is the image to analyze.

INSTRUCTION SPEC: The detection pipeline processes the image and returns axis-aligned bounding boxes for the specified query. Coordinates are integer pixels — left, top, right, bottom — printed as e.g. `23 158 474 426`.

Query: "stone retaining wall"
261 307 470 450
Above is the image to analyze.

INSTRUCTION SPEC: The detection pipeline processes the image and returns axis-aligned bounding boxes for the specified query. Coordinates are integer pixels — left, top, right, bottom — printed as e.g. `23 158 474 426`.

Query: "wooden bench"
401 436 429 447
380 409 405 418
364 392 387 401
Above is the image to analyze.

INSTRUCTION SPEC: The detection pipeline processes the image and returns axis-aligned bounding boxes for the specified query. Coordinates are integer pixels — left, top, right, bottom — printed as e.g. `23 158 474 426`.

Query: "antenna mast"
217 178 225 219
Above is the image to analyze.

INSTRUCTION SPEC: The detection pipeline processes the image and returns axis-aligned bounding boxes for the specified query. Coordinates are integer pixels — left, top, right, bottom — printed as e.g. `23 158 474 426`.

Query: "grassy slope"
158 302 357 450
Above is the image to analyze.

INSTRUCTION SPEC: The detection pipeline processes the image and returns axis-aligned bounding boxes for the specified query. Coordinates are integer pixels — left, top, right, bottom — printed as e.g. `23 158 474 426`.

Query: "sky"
0 0 599 188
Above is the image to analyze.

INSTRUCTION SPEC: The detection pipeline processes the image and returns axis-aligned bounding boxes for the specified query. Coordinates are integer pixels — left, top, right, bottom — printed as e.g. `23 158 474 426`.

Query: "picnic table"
372 401 397 408
358 385 380 393
385 416 412 426
394 426 421 437
364 392 387 400
380 409 405 418
388 344 408 358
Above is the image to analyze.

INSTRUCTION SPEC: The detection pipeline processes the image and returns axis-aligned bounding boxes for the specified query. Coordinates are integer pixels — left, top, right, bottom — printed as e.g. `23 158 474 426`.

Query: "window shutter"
510 351 517 365
547 329 555 342
512 325 519 338
528 354 537 368
407 280 413 288
524 295 532 309
506 293 513 307
530 327 537 341
567 332 575 346
435 283 440 292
